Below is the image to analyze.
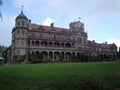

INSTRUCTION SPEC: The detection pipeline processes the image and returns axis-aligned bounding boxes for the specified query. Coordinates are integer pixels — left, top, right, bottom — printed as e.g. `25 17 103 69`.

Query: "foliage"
19 55 26 62
60 54 64 62
0 45 7 56
29 53 43 63
13 55 18 62
13 55 26 62
71 54 77 62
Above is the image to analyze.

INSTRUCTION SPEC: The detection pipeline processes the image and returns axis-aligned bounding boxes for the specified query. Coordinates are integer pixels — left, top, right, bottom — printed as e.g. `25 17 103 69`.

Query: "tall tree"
0 45 7 56
0 0 3 21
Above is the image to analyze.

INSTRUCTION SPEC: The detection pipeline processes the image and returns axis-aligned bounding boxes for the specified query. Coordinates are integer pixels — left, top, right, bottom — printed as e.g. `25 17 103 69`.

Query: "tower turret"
11 6 29 61
69 21 84 33
15 6 28 28
70 20 88 49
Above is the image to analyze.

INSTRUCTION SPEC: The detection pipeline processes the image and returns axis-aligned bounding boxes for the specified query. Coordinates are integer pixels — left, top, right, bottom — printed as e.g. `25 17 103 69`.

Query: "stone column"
64 52 66 61
53 52 54 62
47 51 49 60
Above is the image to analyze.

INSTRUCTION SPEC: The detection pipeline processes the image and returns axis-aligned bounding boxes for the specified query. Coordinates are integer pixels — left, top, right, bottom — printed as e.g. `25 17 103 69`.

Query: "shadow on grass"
0 72 120 90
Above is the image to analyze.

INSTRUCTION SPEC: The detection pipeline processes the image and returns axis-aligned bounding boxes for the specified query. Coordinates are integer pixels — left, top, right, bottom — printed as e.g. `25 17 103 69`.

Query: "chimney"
51 23 54 28
28 20 31 30
51 23 55 32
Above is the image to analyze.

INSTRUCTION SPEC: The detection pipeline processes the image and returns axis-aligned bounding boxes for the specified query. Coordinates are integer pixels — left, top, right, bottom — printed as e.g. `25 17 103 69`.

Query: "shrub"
29 53 43 63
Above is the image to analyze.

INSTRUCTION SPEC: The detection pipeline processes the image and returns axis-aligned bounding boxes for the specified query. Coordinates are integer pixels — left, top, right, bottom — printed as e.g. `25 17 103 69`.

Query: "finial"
21 5 24 13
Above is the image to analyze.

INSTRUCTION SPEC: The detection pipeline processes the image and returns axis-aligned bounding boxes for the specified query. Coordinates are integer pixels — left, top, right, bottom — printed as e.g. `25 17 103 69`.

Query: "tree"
29 53 43 63
0 0 3 21
0 45 7 56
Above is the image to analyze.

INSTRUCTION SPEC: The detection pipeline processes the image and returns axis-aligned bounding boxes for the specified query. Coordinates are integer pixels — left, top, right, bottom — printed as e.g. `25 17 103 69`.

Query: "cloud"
13 0 120 24
2 0 119 47
106 39 120 48
13 0 120 21
42 17 53 26
0 13 15 46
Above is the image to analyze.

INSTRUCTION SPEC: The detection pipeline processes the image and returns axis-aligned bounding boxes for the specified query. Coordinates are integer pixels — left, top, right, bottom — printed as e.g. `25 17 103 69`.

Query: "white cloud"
106 39 120 48
3 0 119 47
42 17 53 26
13 0 120 19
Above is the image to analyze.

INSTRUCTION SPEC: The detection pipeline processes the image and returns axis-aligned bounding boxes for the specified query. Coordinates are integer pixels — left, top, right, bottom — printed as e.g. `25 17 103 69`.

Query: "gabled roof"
31 24 70 33
88 40 117 48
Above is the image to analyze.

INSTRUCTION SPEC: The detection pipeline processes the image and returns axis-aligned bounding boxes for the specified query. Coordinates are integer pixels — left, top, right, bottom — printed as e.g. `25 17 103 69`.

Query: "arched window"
22 21 25 26
35 41 39 46
17 21 20 26
28 41 30 46
32 41 34 46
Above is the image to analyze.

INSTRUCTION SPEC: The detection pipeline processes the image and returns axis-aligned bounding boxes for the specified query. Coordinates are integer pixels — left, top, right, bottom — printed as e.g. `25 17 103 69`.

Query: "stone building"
6 10 117 62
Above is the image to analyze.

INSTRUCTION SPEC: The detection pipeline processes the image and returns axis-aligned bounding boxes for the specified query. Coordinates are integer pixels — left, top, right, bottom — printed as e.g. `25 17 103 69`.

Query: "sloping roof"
31 24 70 33
88 40 117 48
16 11 28 20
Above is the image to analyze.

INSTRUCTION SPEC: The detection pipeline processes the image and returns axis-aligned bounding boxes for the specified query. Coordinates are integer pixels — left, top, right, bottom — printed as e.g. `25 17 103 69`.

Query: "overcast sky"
0 0 120 48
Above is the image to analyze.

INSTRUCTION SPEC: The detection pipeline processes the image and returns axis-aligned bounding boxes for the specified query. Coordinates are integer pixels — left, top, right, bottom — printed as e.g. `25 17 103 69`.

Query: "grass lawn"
0 61 120 90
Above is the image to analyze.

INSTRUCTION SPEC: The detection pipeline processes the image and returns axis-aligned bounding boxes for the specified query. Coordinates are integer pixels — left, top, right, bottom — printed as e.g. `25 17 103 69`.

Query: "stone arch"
71 52 76 61
54 42 60 47
49 52 53 60
28 51 30 55
35 51 39 55
54 52 60 61
32 51 35 55
65 52 71 61
32 41 34 46
61 52 64 61
65 43 71 48
35 41 39 46
72 52 76 58
61 43 64 47
28 40 30 46
41 41 48 47
49 42 53 47
41 51 48 60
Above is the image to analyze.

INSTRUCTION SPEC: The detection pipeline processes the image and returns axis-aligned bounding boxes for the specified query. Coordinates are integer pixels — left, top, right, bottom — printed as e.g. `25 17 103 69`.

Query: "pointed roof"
16 6 28 20
16 11 28 20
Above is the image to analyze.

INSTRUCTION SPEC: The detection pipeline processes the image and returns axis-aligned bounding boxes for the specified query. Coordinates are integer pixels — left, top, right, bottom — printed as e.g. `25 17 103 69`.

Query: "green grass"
0 61 120 90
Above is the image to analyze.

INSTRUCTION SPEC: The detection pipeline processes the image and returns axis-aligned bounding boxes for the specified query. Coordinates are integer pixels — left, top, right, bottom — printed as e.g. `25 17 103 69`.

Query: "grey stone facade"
6 11 117 62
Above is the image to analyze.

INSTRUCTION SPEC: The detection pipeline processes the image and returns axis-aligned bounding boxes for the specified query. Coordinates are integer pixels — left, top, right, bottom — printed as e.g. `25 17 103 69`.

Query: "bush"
29 53 43 63
13 55 26 62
